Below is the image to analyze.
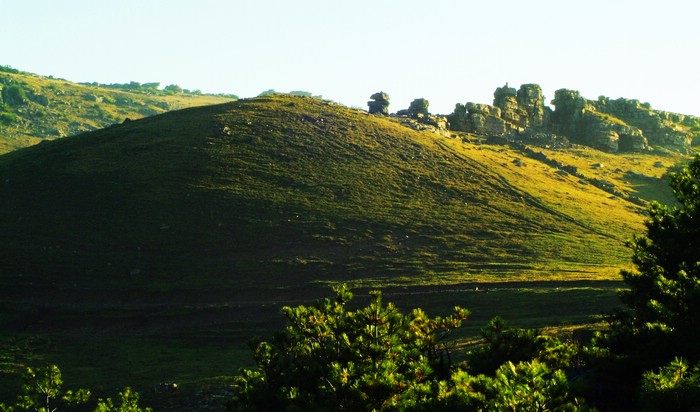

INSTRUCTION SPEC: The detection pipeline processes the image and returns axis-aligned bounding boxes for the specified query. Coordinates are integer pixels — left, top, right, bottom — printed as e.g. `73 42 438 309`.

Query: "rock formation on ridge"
368 92 390 115
446 83 699 153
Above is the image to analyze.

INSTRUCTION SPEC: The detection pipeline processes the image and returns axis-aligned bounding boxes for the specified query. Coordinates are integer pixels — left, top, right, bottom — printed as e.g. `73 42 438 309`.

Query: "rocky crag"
440 84 700 153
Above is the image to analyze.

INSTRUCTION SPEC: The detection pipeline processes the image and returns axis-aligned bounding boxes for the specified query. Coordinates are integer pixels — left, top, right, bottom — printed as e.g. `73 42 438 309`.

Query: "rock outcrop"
368 92 390 115
395 97 450 137
550 89 648 152
374 83 698 154
592 96 697 153
448 83 550 137
406 98 429 116
446 84 672 153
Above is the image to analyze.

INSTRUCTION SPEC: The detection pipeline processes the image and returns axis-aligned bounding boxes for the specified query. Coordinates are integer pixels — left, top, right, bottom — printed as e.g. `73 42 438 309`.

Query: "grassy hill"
0 94 691 406
0 68 234 153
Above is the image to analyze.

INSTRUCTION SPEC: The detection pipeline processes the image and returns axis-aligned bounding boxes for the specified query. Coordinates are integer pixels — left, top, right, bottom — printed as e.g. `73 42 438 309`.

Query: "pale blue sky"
3 0 699 115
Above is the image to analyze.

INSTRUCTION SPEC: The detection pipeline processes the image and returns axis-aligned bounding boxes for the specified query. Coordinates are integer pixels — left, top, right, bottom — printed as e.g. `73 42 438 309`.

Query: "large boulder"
368 92 390 115
407 98 429 116
590 130 620 152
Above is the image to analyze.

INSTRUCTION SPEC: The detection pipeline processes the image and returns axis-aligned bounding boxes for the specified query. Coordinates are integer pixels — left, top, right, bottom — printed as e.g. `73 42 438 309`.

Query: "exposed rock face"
493 83 527 129
448 84 550 137
618 131 647 152
467 103 506 135
448 103 470 131
593 96 697 153
516 84 548 128
368 92 390 115
466 102 501 118
549 89 651 152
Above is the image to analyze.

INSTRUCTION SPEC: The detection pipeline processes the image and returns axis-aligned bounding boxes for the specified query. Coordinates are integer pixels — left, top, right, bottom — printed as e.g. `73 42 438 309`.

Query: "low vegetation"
0 364 150 411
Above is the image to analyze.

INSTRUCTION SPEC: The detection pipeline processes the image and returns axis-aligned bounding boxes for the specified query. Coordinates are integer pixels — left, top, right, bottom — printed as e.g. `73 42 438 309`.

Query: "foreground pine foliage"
230 286 590 411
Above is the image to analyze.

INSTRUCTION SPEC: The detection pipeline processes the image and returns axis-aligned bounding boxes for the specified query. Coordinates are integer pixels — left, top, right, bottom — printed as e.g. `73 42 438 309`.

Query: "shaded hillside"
0 94 683 305
0 68 234 153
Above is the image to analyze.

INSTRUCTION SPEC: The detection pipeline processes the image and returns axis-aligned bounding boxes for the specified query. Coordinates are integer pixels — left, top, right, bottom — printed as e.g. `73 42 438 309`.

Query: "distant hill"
0 67 235 153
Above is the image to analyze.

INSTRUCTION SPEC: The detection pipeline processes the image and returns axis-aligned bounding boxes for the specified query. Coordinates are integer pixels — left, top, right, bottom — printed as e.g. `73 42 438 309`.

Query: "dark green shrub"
1 84 27 106
163 84 183 94
0 65 20 74
0 112 19 125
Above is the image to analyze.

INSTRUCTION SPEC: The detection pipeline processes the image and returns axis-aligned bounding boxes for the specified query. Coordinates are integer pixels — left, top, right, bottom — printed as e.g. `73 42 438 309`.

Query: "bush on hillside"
0 112 19 125
0 65 20 74
1 84 27 106
163 84 183 94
